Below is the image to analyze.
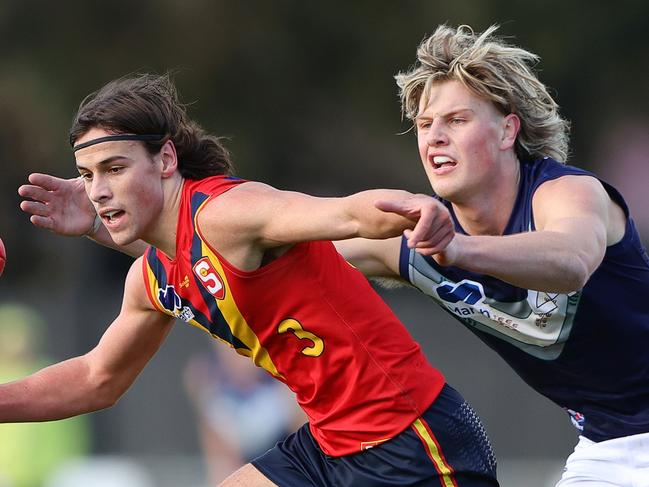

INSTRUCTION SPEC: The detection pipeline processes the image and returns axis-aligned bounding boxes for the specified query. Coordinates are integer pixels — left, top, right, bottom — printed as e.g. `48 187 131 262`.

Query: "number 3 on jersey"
278 319 324 357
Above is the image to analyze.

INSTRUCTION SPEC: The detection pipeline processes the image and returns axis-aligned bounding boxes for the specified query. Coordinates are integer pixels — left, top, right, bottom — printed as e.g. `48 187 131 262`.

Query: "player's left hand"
375 194 454 255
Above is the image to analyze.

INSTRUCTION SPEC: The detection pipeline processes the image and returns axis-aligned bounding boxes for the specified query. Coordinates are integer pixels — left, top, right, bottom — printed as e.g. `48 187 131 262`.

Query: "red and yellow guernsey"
142 176 444 456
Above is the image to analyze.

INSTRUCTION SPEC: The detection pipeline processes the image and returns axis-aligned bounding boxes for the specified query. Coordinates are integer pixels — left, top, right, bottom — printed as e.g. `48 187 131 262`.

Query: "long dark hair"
69 73 234 178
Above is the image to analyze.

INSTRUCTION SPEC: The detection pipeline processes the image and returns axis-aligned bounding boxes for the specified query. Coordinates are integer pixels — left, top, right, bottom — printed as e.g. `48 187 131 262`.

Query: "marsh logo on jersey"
193 257 225 299
409 253 579 356
437 280 485 305
157 285 195 323
158 285 182 314
435 279 494 321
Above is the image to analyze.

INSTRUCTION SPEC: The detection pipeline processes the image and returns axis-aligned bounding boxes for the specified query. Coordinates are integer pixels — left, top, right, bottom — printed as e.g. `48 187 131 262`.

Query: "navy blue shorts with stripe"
251 383 498 486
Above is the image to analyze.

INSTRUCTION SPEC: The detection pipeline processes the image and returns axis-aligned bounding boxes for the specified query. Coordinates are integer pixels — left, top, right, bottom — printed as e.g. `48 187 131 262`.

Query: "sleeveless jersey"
400 157 649 443
142 175 444 456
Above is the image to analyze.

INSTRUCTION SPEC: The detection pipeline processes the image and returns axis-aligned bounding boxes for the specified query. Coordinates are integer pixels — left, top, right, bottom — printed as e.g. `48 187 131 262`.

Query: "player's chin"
109 230 138 247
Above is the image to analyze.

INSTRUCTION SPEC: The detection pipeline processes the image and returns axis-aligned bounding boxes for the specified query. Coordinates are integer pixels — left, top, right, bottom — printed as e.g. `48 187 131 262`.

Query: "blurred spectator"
184 343 305 486
0 303 90 487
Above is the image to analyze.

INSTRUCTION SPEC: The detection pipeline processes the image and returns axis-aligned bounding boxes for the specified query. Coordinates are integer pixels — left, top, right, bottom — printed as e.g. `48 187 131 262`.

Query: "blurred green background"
0 1 647 485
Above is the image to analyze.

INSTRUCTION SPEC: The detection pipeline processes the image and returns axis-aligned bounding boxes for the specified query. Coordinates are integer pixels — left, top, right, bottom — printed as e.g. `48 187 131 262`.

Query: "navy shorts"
251 383 498 486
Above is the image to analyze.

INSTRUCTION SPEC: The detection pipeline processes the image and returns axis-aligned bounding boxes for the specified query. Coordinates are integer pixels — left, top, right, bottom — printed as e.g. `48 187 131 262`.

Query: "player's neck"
452 157 521 236
142 175 184 259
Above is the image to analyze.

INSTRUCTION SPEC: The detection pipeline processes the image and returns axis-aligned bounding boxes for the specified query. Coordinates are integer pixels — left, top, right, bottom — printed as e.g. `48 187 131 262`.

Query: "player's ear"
159 140 178 178
500 113 520 151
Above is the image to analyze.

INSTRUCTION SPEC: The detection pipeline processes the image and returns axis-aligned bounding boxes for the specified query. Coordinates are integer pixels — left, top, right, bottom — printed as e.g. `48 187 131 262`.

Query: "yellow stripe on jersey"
144 243 283 379
190 196 283 379
412 418 458 487
197 240 284 379
146 260 246 352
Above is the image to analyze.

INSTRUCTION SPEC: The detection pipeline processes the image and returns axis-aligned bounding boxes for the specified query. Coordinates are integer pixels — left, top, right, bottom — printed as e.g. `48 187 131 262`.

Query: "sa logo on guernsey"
193 257 226 299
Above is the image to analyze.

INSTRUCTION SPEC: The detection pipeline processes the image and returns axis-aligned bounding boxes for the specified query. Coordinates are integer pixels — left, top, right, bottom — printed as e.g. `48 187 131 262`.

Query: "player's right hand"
375 194 454 256
18 173 98 237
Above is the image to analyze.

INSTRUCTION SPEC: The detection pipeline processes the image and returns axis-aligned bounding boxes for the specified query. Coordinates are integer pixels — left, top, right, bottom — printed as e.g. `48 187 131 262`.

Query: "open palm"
18 173 97 236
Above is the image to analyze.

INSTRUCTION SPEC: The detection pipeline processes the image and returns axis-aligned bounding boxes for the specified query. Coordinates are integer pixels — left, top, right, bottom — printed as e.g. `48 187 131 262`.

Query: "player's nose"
87 174 112 202
426 120 449 146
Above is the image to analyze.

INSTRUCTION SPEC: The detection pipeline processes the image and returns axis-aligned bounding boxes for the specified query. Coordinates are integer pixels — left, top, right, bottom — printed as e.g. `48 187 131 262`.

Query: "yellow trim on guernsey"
191 196 284 379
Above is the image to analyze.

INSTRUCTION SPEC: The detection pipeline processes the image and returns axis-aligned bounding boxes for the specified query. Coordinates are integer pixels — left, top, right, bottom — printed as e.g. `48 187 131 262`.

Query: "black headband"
72 134 165 152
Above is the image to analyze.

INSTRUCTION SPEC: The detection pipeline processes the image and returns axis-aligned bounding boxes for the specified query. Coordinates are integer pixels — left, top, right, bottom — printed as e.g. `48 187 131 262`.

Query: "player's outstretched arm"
433 176 624 293
18 173 147 257
0 258 175 422
209 182 453 252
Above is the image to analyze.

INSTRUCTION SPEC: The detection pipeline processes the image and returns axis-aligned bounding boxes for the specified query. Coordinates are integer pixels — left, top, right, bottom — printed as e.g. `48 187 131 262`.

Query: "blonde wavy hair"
396 24 570 162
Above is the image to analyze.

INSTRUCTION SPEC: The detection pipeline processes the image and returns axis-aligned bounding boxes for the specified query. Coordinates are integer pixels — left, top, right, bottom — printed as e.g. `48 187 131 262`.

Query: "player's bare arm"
333 237 403 278
0 257 175 422
18 173 148 257
436 175 626 292
218 182 448 243
196 182 452 270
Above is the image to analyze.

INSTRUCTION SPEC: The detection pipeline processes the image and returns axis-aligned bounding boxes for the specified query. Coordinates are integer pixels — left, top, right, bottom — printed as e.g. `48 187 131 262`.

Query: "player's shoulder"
198 180 281 222
192 180 279 253
534 173 607 202
523 157 592 184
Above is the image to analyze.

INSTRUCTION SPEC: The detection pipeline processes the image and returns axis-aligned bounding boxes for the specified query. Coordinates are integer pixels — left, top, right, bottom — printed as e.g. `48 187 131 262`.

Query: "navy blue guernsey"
399 157 649 442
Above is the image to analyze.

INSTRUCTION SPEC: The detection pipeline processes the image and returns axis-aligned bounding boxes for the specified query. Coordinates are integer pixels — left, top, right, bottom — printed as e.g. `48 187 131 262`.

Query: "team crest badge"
193 257 226 299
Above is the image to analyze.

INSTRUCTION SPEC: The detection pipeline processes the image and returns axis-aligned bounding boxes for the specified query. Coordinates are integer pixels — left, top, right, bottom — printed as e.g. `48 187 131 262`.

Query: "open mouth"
432 156 456 168
430 155 457 173
102 209 125 226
